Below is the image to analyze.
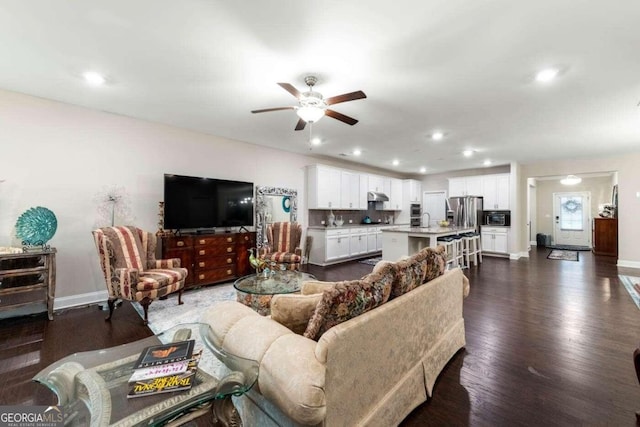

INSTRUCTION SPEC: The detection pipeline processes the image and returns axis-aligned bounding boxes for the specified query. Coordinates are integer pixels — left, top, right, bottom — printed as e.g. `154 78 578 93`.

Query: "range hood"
367 191 389 202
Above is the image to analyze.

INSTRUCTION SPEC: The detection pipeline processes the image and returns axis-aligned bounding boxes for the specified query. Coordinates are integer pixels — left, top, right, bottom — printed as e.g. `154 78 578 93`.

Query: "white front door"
553 192 591 247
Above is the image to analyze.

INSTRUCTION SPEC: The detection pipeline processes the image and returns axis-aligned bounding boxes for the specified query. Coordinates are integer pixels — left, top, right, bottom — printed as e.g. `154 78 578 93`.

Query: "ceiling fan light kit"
296 105 325 123
252 75 366 131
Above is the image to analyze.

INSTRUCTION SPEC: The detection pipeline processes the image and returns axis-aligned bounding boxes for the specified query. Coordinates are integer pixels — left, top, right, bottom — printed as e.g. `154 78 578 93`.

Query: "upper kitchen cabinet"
403 179 422 203
448 176 482 197
307 165 341 209
368 174 385 193
481 174 510 210
340 170 367 210
308 165 367 210
384 178 403 210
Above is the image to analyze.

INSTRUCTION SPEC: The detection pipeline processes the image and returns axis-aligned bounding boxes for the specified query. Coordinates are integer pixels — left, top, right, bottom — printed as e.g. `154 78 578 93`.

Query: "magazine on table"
127 350 202 398
128 359 191 382
132 339 195 370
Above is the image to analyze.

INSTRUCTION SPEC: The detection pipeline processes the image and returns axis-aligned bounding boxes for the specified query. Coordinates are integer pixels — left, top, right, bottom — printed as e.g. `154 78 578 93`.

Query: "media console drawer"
161 232 254 289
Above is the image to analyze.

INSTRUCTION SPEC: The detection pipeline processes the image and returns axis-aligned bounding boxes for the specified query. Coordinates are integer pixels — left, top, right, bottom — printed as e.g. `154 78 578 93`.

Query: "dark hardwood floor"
1 248 639 425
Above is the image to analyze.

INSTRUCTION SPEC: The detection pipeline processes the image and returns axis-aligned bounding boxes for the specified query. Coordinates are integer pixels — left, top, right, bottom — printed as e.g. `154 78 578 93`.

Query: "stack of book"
127 339 202 398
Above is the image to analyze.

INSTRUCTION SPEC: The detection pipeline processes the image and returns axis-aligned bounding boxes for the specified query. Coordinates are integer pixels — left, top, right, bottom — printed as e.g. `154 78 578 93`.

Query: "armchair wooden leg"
139 297 152 325
178 288 184 305
105 298 117 322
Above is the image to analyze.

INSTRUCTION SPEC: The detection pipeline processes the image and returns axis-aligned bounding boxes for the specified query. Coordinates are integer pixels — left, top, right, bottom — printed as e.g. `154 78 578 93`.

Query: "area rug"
619 275 640 310
133 283 236 333
547 249 579 261
547 244 591 251
359 257 382 265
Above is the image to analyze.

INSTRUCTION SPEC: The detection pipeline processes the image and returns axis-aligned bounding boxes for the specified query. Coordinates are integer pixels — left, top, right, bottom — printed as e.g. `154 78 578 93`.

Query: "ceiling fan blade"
294 118 307 131
251 106 295 114
277 83 302 99
325 109 359 126
325 90 367 106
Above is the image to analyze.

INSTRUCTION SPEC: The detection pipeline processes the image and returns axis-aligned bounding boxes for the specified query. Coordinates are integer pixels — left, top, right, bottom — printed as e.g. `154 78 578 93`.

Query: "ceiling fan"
251 76 366 131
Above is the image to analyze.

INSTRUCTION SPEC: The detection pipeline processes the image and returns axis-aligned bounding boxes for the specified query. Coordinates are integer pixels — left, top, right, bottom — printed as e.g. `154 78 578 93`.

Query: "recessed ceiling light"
392 159 399 166
535 68 558 83
353 149 362 156
483 159 492 166
419 167 427 173
463 150 474 157
311 137 321 146
431 132 444 141
83 71 106 86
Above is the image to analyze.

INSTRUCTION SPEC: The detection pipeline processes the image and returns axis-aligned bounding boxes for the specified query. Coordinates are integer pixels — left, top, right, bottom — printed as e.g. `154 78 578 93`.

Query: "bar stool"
451 234 465 268
438 236 464 268
437 236 456 268
462 232 482 267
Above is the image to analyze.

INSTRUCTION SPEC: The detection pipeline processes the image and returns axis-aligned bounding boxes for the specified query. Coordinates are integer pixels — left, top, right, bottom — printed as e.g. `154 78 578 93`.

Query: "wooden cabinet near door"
161 232 256 289
593 218 618 257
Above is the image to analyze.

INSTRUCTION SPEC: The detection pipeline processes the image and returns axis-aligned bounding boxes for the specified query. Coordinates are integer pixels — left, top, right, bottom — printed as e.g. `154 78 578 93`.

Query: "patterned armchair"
259 222 303 270
92 226 187 325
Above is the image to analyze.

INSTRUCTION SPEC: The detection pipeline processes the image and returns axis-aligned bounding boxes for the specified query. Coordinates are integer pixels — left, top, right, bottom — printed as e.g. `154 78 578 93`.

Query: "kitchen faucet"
422 212 431 227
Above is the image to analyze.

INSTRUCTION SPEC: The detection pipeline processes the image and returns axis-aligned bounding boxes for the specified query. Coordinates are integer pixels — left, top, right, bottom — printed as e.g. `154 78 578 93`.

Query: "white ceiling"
1 1 639 175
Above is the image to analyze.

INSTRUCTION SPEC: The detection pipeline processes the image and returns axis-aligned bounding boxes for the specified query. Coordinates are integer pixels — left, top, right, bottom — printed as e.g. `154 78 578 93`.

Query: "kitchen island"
381 226 475 260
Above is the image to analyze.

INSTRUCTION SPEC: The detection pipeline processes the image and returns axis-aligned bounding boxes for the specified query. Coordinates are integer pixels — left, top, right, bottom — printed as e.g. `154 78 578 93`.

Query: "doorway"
552 191 591 247
422 191 447 227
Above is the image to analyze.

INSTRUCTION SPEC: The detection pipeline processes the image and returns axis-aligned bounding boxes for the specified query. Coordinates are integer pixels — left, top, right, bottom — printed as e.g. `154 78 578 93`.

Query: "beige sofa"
201 247 469 426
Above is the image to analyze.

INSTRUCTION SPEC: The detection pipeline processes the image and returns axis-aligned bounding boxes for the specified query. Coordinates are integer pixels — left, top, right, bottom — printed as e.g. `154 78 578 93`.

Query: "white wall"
0 89 390 308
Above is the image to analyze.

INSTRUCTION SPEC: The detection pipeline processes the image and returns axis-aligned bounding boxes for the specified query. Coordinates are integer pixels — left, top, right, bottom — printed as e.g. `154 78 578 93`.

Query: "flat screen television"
164 174 254 230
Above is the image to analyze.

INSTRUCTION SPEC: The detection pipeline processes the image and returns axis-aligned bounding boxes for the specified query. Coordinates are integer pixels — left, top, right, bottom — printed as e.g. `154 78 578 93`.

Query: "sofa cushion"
270 293 323 334
304 266 394 340
300 280 337 295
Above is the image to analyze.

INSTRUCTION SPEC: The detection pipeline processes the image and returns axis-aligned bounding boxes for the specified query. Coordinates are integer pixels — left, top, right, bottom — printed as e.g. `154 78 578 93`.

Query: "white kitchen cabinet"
465 176 482 196
376 227 384 251
307 227 381 266
349 228 368 256
326 229 350 261
403 179 422 203
358 174 369 209
481 227 509 254
449 176 481 197
368 174 385 193
448 178 466 197
481 174 510 210
307 165 341 209
383 178 403 210
367 229 378 253
340 170 361 210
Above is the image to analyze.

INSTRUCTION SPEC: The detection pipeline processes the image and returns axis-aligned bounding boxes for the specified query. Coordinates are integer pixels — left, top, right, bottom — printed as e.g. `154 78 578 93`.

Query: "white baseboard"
509 252 527 260
54 290 108 311
530 241 537 246
618 259 640 269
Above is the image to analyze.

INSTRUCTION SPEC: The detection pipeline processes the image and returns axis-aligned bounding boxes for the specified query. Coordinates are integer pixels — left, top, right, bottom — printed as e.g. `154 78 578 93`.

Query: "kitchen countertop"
308 223 406 230
382 226 474 234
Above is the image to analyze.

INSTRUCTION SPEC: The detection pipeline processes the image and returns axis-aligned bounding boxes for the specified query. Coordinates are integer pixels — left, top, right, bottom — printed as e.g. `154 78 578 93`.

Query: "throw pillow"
303 274 392 341
390 246 446 299
270 293 323 335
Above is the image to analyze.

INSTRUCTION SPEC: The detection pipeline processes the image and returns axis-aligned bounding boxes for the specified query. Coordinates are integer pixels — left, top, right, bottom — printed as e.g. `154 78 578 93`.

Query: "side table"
0 248 57 320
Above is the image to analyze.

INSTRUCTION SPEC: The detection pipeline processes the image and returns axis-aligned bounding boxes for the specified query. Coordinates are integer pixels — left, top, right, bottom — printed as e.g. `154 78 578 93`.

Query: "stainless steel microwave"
484 211 511 226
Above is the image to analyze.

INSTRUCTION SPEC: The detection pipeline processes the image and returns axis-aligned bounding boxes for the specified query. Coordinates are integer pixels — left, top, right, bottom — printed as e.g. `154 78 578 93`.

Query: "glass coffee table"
234 270 316 315
33 323 258 426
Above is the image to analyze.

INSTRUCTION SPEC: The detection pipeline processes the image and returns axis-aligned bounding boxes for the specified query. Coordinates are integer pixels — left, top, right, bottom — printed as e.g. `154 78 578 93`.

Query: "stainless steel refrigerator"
448 196 483 232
